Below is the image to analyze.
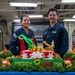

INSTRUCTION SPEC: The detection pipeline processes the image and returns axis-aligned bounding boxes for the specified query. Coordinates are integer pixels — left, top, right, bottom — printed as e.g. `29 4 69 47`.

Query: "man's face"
48 11 58 24
21 16 30 28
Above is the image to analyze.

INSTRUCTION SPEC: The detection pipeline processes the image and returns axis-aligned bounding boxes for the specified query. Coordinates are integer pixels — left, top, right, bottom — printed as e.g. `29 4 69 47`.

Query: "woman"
9 15 37 56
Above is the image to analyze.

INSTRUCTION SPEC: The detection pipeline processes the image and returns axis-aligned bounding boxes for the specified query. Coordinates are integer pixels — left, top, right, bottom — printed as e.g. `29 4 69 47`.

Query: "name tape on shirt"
13 33 17 38
51 31 57 34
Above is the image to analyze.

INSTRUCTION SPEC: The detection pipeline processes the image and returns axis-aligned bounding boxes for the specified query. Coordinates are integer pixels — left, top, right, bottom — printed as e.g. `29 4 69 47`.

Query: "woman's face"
21 16 30 28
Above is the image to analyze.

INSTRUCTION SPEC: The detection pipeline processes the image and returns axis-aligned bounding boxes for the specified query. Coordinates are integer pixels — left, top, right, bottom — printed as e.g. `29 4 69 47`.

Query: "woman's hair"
48 8 59 15
20 14 30 23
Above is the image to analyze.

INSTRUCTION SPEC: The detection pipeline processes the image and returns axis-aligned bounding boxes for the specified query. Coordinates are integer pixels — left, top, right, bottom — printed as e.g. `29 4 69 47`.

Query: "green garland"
0 63 75 72
0 50 75 72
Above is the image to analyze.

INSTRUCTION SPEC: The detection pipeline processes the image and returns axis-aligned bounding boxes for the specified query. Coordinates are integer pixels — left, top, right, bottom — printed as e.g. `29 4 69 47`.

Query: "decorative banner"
20 50 55 59
12 58 63 67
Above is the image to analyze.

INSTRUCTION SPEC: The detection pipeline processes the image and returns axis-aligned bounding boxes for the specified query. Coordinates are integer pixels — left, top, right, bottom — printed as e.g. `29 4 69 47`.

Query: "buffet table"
0 72 75 75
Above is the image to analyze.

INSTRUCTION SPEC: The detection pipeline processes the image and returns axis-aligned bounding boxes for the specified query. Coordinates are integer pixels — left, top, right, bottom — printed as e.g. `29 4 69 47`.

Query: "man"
43 8 69 58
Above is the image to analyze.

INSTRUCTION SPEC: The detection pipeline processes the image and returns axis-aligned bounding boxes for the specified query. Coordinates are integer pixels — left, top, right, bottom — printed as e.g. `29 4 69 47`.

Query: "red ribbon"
19 39 26 51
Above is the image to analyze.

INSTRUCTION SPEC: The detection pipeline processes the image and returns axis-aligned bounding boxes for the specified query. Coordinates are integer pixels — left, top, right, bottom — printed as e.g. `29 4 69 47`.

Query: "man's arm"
59 28 69 58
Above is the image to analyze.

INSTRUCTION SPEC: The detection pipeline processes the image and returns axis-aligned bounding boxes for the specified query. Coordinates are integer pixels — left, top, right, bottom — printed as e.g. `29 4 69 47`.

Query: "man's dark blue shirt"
43 23 69 58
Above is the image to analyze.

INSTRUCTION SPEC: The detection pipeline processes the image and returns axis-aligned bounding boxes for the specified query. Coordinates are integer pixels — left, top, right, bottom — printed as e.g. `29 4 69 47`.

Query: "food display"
13 46 63 67
0 47 75 72
0 36 75 72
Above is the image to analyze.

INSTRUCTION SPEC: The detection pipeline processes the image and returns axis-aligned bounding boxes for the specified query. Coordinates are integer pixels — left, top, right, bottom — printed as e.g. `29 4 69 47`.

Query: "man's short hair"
48 8 59 15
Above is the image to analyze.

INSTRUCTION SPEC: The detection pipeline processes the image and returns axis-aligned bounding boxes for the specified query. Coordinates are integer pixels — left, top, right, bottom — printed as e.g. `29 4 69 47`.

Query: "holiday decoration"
2 59 10 67
73 47 75 53
0 49 75 72
64 58 72 67
63 50 75 67
0 34 75 72
19 38 26 51
18 34 35 50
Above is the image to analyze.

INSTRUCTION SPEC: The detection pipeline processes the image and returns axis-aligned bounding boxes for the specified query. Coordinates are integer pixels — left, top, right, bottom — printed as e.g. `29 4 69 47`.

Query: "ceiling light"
14 19 20 22
28 15 43 18
63 19 75 22
61 0 75 3
0 30 1 33
9 2 37 7
72 15 75 18
13 15 43 22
